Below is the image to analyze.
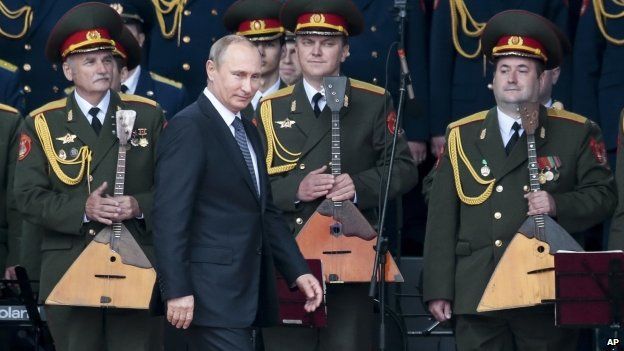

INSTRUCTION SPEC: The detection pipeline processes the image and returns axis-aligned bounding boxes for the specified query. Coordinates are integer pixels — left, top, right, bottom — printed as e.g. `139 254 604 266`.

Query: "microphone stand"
369 2 411 350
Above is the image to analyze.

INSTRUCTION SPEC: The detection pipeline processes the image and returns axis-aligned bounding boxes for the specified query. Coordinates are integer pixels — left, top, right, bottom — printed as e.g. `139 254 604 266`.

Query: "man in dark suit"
152 34 322 351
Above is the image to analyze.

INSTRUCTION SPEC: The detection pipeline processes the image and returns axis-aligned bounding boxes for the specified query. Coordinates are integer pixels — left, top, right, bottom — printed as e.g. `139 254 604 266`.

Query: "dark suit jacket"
152 93 309 328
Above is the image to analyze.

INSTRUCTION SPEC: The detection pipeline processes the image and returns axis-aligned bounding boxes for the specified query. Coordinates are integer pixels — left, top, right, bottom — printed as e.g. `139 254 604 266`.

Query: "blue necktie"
232 117 259 197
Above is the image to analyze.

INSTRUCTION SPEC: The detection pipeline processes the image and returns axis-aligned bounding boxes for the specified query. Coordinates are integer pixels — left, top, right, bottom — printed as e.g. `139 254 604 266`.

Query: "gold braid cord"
0 1 33 39
34 113 92 186
593 0 624 45
448 127 495 205
260 101 301 175
449 0 486 59
152 0 187 44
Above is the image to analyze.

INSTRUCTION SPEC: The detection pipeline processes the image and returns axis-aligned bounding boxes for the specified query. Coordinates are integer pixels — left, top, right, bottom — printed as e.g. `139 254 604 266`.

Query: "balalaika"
295 76 403 283
46 110 156 309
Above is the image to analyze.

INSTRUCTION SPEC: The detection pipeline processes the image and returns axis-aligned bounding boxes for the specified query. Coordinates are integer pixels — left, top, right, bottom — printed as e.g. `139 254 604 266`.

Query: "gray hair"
208 34 256 67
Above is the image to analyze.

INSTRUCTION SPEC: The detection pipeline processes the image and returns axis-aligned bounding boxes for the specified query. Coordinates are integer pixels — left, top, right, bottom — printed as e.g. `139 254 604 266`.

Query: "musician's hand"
430 136 446 158
167 295 194 329
408 141 427 165
111 195 141 220
295 274 323 312
326 173 355 201
524 190 557 216
297 165 334 202
85 182 118 225
4 266 17 281
428 299 452 322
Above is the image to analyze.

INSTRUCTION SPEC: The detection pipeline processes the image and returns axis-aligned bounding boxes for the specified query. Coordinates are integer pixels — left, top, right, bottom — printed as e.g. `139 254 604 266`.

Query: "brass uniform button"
299 163 306 170
371 51 378 58
494 212 502 220
182 35 191 44
495 239 503 247
372 77 378 84
295 218 303 225
211 37 216 42
23 85 31 93
523 185 530 192
211 9 218 16
24 43 31 50
146 90 154 97
182 63 190 71
184 9 191 16
371 26 377 32
52 86 59 93
23 63 31 71
89 229 96 235
495 185 503 193
52 64 58 71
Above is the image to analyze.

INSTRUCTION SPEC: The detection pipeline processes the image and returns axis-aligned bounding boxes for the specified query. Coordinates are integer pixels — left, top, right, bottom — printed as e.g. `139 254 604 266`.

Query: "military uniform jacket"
135 69 188 120
257 78 418 233
14 91 164 301
148 0 229 97
0 0 86 112
572 1 624 151
608 109 624 249
423 106 616 314
0 104 21 269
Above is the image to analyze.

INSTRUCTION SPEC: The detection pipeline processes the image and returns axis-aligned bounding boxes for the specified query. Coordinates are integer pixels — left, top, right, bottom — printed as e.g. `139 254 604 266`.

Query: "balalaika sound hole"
330 222 342 236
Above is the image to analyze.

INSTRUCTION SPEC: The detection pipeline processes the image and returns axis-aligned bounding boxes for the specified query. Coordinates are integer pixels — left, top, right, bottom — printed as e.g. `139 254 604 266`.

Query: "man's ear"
551 67 561 85
206 60 216 82
62 60 74 82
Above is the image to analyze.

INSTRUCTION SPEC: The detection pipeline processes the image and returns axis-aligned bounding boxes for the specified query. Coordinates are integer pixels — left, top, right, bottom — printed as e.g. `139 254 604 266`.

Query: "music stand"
554 251 624 351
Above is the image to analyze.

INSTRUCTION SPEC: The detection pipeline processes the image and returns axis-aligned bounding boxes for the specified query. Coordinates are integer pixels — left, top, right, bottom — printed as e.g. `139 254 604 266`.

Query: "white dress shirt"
204 87 260 194
122 65 141 94
303 78 326 111
74 90 110 125
497 107 525 146
251 77 281 110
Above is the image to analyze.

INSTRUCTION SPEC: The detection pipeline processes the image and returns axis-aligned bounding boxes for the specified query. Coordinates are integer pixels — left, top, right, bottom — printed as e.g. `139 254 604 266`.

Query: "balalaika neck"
112 145 126 237
330 110 342 208
527 133 545 239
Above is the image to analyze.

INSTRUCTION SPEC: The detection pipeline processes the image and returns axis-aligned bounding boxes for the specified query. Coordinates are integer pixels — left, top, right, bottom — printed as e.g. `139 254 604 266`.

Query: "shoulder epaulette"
0 59 17 73
29 98 67 117
547 108 587 124
0 103 19 115
119 93 158 107
261 85 295 102
349 78 385 95
149 72 183 89
64 86 75 96
448 110 488 129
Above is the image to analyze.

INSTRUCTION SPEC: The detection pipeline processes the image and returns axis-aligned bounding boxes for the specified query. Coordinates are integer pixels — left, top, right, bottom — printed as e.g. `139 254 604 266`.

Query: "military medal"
480 159 490 177
544 168 554 181
130 130 139 146
538 172 547 184
536 156 562 184
70 147 79 158
58 149 67 160
137 128 149 147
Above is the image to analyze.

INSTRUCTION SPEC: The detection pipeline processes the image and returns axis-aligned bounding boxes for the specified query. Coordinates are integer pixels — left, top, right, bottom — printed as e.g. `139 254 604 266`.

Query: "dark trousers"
262 285 374 351
45 305 161 351
455 307 579 351
187 326 253 351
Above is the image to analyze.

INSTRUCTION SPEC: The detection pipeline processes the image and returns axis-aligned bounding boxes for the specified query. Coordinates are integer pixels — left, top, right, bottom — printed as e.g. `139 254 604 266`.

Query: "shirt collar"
303 78 324 106
251 77 281 110
122 65 141 94
497 107 524 137
74 89 111 121
203 87 239 126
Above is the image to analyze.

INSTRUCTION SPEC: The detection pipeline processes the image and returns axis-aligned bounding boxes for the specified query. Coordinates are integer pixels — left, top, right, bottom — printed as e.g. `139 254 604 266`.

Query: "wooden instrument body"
46 225 156 309
477 103 583 312
46 110 156 309
296 200 403 283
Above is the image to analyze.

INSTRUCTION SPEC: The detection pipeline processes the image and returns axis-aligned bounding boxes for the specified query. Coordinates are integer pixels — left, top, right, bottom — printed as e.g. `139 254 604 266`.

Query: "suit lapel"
198 95 260 202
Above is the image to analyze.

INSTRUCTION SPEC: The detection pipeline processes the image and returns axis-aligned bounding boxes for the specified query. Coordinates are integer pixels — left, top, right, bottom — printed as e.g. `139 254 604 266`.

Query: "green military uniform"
0 104 21 272
608 108 624 249
13 3 165 350
423 10 617 351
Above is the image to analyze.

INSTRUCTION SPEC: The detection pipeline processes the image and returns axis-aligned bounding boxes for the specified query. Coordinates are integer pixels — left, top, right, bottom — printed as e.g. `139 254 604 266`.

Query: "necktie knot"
89 107 102 135
511 122 521 133
232 116 244 131
312 92 323 117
